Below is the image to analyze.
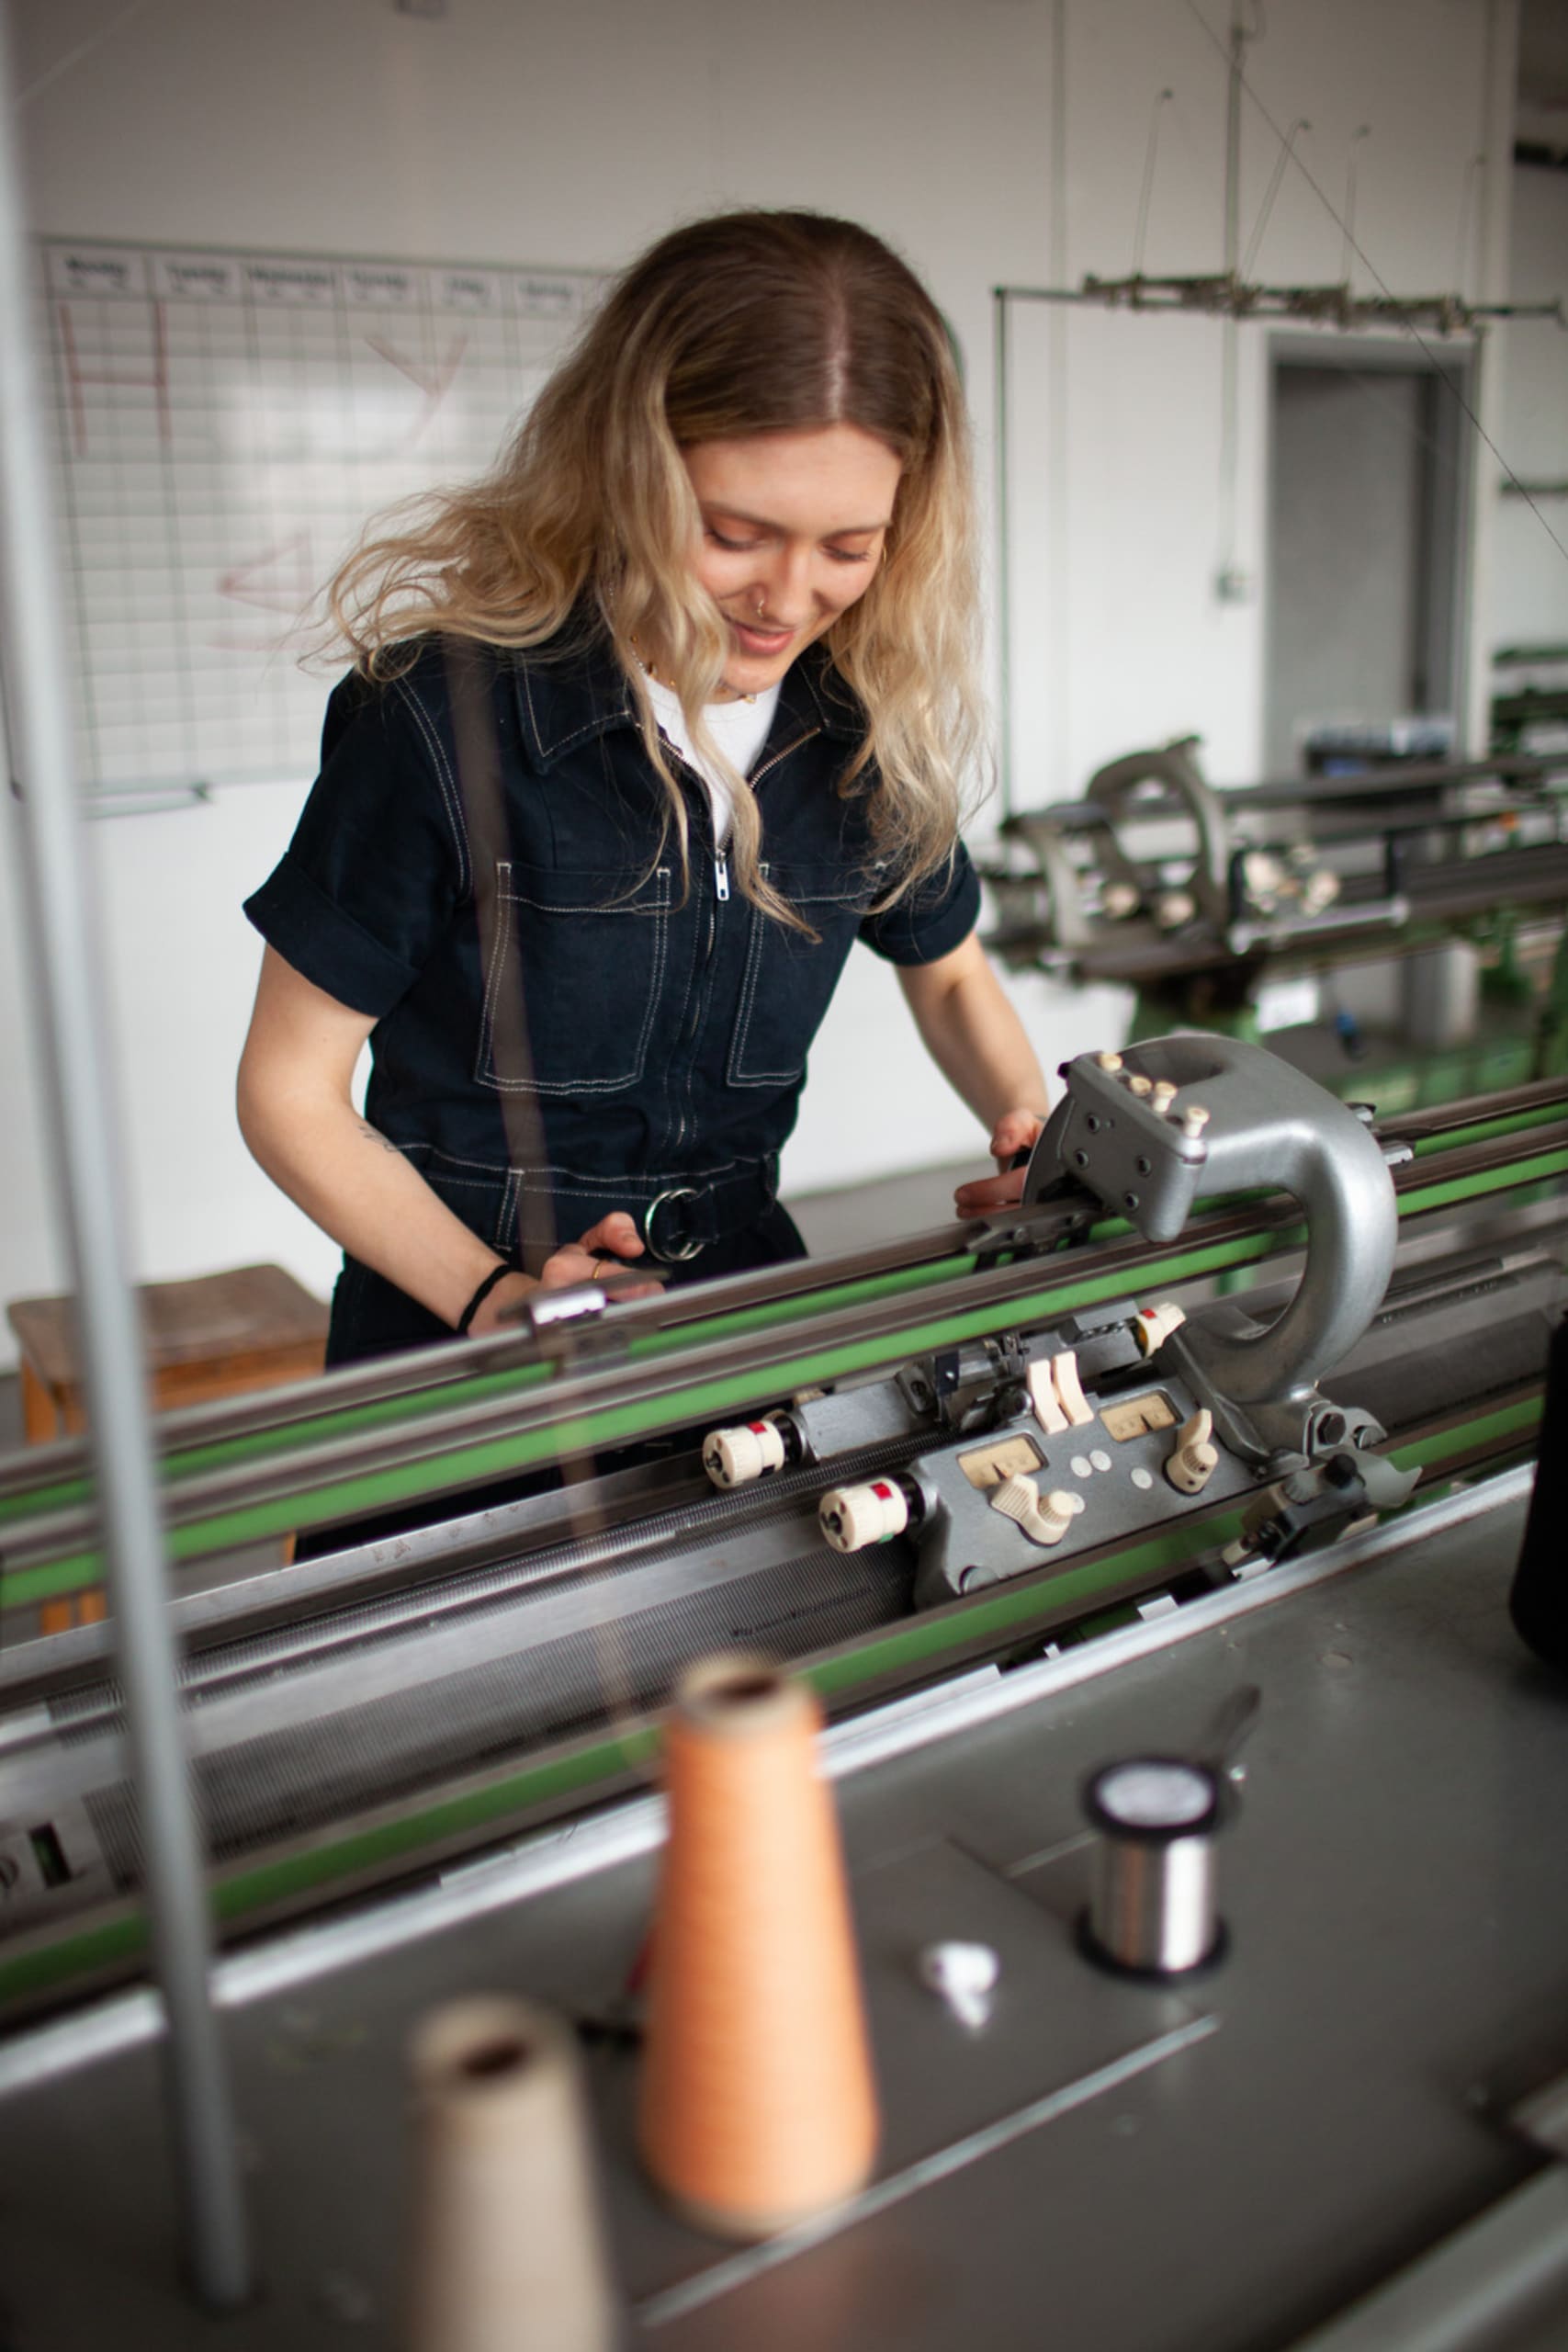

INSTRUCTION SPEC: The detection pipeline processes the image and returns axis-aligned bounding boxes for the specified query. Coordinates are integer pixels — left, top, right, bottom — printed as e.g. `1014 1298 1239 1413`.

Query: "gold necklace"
629 636 757 706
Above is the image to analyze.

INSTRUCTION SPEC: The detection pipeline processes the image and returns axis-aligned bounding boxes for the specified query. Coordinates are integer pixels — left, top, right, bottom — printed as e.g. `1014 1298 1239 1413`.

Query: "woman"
238 209 1048 1369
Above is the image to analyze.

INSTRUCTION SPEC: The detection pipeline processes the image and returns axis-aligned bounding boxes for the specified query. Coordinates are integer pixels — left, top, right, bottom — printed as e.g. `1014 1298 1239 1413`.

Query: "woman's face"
682 424 902 699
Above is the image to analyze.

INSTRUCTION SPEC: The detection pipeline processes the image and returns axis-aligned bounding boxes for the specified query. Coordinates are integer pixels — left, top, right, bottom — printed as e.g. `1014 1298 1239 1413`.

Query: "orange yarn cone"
637 1655 879 2241
405 1995 619 2352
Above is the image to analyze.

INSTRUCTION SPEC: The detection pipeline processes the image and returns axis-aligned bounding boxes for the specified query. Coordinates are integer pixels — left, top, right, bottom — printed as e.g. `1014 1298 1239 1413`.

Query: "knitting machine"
987 739 1568 1100
1 1044 1567 2350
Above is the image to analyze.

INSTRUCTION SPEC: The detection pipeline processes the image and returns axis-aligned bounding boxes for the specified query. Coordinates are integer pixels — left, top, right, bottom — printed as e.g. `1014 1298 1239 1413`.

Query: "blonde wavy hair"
325 209 986 929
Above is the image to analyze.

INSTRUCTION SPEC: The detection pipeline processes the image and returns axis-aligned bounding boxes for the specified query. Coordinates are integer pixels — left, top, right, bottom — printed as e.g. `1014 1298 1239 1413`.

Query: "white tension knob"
1133 1300 1186 1355
818 1477 910 1554
702 1417 787 1488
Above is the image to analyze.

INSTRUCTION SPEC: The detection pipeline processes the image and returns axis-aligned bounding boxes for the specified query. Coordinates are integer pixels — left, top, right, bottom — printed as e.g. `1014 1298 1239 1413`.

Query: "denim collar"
509 626 863 772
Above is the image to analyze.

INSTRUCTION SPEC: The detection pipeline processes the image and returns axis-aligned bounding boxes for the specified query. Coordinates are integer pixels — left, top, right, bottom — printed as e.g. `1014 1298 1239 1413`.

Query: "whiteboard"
39 239 602 801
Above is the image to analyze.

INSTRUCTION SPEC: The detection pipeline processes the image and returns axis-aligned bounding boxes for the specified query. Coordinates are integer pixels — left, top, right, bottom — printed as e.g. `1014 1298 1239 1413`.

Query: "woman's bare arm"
236 946 649 1336
896 933 1052 1213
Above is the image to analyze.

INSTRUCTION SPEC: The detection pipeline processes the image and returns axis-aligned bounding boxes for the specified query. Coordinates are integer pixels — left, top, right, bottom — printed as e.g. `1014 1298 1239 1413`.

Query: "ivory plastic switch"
1027 1357 1068 1436
1052 1351 1095 1428
1040 1488 1086 1539
1165 1408 1220 1495
990 1474 1085 1546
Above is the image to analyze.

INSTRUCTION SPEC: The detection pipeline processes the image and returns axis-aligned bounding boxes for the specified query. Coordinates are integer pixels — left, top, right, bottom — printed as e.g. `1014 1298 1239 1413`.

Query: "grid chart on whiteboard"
41 241 601 797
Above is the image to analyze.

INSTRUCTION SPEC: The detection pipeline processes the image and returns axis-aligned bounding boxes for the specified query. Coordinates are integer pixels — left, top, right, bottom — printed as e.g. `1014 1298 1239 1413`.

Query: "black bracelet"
456 1259 515 1337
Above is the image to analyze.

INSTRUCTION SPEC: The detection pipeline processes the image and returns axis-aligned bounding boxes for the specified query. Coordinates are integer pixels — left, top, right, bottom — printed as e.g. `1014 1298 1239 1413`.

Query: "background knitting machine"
1 1035 1566 2350
984 736 1568 1114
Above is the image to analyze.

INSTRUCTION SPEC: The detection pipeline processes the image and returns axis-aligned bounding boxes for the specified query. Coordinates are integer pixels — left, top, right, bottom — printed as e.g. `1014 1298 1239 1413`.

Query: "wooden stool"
6 1263 328 1632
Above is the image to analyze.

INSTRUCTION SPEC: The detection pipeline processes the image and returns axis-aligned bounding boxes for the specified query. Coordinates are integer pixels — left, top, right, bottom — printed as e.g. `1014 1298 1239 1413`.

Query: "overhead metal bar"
993 276 1563 331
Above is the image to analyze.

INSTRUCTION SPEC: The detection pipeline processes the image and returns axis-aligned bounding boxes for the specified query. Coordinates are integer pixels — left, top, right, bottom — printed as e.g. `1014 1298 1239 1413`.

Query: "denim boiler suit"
244 624 980 1370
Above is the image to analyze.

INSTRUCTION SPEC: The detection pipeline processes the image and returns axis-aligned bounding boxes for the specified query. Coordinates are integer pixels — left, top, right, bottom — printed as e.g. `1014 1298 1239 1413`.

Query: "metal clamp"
1023 1035 1400 1443
642 1186 704 1263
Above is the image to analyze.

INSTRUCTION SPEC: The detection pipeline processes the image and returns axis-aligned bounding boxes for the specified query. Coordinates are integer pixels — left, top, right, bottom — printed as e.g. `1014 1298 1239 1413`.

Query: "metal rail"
995 751 1568 822
2 1102 1565 1604
0 1220 989 1514
0 1385 1542 2023
2 1084 1561 1524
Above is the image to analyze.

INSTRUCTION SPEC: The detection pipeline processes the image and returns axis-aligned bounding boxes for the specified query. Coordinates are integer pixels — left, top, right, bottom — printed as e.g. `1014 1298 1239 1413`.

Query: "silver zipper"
749 728 818 791
669 726 817 1153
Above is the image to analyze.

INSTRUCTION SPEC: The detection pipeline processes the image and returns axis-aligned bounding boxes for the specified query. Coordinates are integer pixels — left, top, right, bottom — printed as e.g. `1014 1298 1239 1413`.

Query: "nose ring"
755 594 766 619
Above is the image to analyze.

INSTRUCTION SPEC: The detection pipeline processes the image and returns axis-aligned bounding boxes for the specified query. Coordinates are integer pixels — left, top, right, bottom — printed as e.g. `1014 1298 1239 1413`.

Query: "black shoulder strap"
443 638 558 1276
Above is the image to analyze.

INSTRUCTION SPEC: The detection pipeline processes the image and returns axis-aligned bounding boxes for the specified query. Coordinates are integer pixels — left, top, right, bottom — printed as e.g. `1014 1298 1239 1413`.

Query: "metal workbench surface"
3 1473 1566 2352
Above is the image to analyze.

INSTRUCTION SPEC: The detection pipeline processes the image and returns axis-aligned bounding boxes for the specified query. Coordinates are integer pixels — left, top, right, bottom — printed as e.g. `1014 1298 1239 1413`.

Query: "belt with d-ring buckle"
642 1185 704 1263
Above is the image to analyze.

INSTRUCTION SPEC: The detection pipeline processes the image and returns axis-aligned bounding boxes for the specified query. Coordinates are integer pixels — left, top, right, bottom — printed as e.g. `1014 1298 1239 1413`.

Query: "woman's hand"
542 1211 663 1299
466 1213 661 1335
953 1107 1047 1216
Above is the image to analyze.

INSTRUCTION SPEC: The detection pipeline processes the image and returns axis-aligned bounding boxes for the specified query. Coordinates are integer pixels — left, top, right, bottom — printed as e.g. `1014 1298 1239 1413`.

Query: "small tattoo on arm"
358 1120 401 1156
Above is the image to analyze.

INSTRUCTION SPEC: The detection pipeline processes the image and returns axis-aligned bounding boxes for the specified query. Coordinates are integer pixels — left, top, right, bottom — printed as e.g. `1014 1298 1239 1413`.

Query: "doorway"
1264 341 1472 777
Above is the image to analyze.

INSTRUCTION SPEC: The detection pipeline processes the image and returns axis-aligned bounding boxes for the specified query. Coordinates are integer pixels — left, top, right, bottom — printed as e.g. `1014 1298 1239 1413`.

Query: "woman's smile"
682 424 902 698
726 615 797 660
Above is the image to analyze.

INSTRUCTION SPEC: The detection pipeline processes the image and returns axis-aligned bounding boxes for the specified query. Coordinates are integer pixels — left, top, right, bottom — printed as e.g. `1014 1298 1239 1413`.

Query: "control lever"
1165 1408 1219 1495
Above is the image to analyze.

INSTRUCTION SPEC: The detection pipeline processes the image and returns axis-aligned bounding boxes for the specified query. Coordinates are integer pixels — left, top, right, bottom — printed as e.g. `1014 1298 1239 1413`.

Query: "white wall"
0 0 1527 1364
1489 163 1568 657
1004 0 1514 804
0 781 342 1323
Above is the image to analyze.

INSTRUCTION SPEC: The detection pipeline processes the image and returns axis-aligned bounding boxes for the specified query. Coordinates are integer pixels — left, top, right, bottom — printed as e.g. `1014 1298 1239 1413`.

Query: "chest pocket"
477 859 671 1095
728 859 882 1090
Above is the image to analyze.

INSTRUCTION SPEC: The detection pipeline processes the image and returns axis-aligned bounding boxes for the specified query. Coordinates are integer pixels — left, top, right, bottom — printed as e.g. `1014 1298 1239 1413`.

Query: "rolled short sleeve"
243 666 468 1019
858 839 981 967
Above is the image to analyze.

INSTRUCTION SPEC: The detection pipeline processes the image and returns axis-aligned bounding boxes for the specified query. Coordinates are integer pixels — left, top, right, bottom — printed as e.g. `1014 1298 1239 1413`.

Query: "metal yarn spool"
1080 1756 1225 1978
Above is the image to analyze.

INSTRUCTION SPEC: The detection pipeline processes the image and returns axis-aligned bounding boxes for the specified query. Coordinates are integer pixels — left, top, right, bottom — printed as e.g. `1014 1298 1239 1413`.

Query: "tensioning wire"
1179 0 1568 571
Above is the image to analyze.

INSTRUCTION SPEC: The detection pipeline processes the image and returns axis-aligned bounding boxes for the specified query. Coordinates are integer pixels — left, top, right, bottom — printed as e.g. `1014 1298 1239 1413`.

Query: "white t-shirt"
643 673 780 848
